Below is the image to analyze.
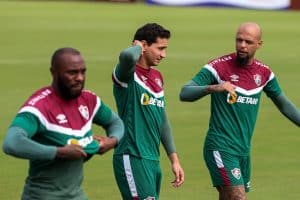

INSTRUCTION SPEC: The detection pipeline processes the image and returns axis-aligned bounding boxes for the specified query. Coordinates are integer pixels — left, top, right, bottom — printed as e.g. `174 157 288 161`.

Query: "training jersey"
10 86 112 200
192 53 282 156
113 64 165 161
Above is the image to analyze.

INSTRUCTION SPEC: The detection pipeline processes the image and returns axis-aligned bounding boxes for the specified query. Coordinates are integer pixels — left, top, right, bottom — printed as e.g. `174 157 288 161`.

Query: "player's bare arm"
169 152 185 187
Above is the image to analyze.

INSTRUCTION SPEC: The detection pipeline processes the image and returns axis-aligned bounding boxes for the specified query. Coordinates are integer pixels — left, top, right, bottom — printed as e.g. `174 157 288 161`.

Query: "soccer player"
112 23 184 199
179 22 300 199
2 47 124 200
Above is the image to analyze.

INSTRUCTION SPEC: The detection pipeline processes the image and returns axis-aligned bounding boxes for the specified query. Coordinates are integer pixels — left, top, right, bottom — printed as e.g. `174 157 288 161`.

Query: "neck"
51 83 68 100
137 58 150 69
236 56 255 67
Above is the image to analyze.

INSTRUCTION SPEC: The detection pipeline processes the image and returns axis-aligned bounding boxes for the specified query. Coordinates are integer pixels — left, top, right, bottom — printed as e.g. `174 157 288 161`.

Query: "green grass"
0 1 299 199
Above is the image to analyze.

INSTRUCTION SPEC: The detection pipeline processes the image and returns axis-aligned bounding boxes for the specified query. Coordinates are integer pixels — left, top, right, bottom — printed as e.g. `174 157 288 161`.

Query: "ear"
141 40 148 52
141 40 148 47
257 40 263 49
50 66 56 77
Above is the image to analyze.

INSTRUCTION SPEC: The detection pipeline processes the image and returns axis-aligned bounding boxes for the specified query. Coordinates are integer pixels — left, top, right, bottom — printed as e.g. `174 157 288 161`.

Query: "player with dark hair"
112 23 184 199
2 47 124 200
179 22 300 200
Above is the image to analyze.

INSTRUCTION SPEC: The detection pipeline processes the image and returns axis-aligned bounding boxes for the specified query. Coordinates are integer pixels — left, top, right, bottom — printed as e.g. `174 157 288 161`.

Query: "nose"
161 50 167 58
240 40 247 48
76 72 85 82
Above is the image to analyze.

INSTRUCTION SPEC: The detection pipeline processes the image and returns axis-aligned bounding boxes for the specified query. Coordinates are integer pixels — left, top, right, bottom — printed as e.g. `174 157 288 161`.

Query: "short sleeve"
192 67 218 86
10 112 39 138
93 100 113 126
263 77 282 98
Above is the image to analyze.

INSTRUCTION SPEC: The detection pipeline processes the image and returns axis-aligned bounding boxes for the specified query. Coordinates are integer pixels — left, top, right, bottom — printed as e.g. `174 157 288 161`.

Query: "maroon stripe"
219 167 230 186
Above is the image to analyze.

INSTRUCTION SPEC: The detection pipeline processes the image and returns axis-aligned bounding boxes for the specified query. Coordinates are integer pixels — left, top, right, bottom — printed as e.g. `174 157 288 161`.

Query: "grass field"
0 1 299 199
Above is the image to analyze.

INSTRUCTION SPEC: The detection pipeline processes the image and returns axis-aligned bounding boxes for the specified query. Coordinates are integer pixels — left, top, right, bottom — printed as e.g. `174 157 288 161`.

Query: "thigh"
113 154 161 200
240 155 251 192
204 150 246 188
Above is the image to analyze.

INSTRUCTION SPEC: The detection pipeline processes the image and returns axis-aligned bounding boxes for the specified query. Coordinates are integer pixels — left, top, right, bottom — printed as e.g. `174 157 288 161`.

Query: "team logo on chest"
78 105 89 120
230 74 239 82
253 74 262 86
56 114 68 124
155 78 163 89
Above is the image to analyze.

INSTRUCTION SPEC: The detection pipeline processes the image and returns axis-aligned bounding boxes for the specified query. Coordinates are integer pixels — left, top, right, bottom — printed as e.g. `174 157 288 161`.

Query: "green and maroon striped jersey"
11 86 112 199
193 53 282 156
113 65 165 161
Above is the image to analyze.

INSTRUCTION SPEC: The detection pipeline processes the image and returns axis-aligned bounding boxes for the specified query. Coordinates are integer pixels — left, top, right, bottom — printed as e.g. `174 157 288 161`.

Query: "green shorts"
113 154 162 200
203 149 251 192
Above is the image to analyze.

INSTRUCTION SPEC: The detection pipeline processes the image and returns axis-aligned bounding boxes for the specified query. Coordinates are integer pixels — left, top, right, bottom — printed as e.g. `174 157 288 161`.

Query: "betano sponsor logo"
227 93 258 105
67 136 93 147
140 93 164 107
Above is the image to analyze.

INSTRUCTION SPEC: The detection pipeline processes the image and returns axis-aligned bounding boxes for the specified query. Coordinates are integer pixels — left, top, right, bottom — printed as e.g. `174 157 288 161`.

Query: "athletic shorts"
203 149 251 192
113 154 162 200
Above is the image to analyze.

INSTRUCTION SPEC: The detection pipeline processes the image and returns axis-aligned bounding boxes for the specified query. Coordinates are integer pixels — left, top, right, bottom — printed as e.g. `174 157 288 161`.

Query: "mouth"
71 83 83 90
237 51 248 57
237 51 248 56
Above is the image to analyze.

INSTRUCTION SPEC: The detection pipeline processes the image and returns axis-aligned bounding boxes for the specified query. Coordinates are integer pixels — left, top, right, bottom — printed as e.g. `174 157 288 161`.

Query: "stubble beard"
236 53 250 66
57 78 84 100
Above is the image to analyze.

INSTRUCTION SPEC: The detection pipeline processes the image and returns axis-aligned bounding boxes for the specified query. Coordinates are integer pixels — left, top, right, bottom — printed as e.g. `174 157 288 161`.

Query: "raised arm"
114 40 143 83
271 93 300 127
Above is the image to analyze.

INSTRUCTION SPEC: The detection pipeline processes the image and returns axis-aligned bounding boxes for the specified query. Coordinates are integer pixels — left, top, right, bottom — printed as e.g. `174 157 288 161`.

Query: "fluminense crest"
78 105 89 120
253 74 262 86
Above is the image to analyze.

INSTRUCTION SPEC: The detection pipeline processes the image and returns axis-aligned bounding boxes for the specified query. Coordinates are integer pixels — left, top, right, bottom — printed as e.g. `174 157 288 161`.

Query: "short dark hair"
133 23 171 45
51 47 81 69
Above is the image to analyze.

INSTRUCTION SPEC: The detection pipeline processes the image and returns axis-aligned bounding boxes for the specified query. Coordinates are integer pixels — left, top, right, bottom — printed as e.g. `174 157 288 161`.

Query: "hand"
169 153 185 188
56 144 87 160
132 40 145 54
222 81 237 97
207 81 236 97
93 135 117 155
171 162 185 188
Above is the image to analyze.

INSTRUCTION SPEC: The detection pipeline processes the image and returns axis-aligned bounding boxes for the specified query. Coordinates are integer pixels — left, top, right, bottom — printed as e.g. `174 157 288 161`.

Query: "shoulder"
207 53 234 67
23 86 53 108
79 89 102 112
253 59 272 72
252 59 274 80
81 89 99 101
203 53 235 76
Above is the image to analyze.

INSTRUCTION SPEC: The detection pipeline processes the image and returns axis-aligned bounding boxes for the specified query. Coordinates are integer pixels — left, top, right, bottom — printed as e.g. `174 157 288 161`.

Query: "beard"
236 52 250 66
57 77 84 100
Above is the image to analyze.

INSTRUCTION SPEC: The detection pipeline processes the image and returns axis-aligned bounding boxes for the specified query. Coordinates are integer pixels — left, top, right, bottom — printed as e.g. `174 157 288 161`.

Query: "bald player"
179 22 300 199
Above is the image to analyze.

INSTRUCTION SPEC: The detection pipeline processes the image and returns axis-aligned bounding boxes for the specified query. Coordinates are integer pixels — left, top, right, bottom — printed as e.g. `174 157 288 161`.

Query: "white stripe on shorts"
213 150 224 168
123 154 138 198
